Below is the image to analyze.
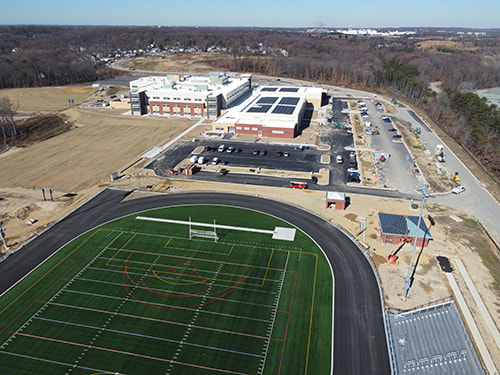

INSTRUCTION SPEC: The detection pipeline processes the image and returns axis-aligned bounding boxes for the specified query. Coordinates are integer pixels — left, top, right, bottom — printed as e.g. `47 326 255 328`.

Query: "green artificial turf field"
0 205 333 374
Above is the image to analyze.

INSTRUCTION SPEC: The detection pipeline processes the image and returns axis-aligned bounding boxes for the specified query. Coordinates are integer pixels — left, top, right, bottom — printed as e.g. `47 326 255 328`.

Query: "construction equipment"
386 234 412 264
434 144 445 162
451 172 461 186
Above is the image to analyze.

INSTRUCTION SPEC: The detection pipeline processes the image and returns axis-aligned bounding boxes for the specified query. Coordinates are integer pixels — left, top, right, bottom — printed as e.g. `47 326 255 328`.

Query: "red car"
290 182 307 189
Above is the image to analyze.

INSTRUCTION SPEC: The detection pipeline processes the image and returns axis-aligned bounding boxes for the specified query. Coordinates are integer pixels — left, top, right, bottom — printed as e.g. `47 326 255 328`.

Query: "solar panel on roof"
279 97 300 105
257 97 278 104
261 87 278 92
279 87 299 93
272 105 295 115
247 104 272 113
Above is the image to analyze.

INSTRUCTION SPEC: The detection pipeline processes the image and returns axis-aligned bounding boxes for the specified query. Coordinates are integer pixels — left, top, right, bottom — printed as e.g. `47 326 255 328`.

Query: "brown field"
416 40 477 53
1 86 96 114
0 106 196 192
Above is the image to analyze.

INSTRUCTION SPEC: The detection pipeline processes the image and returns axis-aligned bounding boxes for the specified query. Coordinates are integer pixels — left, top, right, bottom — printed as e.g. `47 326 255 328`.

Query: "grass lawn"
0 205 333 374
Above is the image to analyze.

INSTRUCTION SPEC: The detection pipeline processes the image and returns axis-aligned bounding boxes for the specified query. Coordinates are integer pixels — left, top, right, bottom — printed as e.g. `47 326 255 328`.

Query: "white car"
452 185 466 194
336 155 343 164
212 157 219 165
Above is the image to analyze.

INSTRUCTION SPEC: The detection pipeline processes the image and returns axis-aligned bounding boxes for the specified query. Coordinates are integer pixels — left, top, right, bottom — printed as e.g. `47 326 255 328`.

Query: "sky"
0 0 499 29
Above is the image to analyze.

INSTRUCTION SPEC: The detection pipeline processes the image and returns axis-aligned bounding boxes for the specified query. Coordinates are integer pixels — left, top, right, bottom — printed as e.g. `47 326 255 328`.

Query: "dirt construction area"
1 85 500 369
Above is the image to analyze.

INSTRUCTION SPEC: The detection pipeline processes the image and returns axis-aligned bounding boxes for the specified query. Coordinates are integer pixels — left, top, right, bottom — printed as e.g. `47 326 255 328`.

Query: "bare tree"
0 96 19 146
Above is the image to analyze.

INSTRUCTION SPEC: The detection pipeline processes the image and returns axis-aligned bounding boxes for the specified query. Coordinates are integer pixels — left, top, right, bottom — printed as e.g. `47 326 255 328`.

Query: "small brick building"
325 192 346 210
378 213 432 247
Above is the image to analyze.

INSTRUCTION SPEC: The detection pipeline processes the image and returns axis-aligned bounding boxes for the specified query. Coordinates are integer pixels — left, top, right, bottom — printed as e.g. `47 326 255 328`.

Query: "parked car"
452 185 466 194
276 151 283 157
361 112 369 118
253 149 259 155
219 168 228 175
284 151 290 157
392 134 402 139
336 155 343 164
347 174 361 183
218 144 226 152
212 157 219 165
226 146 235 153
388 128 398 132
259 150 267 156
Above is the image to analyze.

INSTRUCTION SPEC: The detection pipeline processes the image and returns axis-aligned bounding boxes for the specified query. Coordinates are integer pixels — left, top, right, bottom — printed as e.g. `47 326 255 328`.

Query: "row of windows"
152 96 205 102
236 126 259 131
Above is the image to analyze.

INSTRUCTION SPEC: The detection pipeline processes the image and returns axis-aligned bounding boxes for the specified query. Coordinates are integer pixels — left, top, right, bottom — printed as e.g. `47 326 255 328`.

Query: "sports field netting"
0 205 333 374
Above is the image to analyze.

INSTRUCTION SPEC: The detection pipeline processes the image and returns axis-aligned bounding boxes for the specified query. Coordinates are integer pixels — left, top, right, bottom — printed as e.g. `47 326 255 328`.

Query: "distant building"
129 73 251 118
212 85 325 139
378 213 432 248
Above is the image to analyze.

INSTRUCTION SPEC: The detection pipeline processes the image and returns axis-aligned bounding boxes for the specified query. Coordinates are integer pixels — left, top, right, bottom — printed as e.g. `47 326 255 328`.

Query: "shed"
378 213 432 247
326 192 346 210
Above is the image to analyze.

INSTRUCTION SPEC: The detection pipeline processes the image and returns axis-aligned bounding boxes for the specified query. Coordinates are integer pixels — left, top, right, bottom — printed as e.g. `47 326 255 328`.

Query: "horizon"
1 0 499 29
1 24 499 31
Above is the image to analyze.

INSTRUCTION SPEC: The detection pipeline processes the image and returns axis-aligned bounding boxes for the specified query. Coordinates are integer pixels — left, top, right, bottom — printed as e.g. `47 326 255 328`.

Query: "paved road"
0 188 391 374
390 106 500 244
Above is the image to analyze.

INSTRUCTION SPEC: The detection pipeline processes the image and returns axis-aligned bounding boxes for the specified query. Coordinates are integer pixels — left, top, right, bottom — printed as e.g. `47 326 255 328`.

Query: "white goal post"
189 217 218 242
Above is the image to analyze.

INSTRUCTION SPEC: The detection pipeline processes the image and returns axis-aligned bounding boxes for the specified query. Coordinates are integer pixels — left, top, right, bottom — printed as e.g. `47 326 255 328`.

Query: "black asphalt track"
0 188 391 374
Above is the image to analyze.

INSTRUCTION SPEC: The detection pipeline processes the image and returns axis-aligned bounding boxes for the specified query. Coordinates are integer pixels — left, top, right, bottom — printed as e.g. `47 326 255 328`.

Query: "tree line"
0 25 499 177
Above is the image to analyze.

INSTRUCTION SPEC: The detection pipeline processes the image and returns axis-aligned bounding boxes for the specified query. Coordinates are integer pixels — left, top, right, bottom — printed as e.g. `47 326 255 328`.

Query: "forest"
0 26 499 177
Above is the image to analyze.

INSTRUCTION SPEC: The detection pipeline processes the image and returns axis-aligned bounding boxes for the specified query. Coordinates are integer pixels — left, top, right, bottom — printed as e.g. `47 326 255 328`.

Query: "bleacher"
386 301 484 374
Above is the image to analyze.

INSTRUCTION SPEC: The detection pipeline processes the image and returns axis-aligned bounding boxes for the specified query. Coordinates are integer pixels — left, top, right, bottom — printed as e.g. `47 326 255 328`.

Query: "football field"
0 205 332 374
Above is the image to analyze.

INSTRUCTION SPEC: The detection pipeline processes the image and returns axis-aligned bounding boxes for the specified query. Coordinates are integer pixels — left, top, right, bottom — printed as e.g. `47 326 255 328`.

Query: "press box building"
129 73 252 118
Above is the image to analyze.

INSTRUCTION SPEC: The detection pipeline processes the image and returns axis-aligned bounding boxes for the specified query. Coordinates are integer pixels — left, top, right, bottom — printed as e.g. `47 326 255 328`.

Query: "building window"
236 126 242 130
252 127 258 131
272 130 285 134
244 127 250 130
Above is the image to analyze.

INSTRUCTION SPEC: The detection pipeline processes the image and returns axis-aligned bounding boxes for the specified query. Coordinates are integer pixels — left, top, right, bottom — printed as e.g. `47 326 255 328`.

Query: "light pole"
403 182 429 300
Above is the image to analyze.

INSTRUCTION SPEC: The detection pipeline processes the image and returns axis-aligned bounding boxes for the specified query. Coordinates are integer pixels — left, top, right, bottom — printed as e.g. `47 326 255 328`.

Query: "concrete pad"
272 227 296 241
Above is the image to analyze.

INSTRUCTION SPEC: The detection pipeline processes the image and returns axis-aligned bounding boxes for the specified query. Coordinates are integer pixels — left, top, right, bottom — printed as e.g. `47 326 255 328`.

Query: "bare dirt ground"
2 86 95 114
1 84 500 369
416 40 478 53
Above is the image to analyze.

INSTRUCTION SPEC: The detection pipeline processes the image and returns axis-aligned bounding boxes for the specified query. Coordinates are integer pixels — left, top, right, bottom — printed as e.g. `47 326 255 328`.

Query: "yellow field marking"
257 249 274 287
0 230 101 315
105 233 138 267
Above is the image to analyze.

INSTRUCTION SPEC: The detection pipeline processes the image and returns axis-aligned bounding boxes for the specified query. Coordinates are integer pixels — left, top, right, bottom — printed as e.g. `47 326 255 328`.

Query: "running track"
0 188 391 374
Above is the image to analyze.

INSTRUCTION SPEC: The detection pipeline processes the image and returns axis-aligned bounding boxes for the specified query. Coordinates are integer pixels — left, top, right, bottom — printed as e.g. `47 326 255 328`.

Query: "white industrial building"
129 73 252 118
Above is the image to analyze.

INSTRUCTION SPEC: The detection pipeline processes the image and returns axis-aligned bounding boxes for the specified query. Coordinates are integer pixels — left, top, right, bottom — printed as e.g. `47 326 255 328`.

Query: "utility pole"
403 183 429 300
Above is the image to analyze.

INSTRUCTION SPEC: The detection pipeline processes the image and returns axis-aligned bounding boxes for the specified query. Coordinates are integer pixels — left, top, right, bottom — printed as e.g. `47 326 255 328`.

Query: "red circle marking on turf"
173 261 196 276
122 252 254 310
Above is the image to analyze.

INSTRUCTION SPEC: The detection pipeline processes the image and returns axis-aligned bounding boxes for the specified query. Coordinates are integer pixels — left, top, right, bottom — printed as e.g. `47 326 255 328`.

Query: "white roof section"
326 192 346 200
254 85 323 100
213 93 305 129
129 73 250 97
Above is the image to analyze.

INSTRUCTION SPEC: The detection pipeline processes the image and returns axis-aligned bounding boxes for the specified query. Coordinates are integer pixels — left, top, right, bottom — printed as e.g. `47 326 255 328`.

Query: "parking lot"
146 128 360 191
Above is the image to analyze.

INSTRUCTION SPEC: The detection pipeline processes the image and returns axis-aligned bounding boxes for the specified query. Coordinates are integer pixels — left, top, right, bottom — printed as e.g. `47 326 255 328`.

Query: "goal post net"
188 217 218 242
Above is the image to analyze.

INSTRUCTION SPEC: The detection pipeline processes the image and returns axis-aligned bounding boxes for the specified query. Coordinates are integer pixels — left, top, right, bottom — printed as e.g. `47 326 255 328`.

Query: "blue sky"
0 0 498 29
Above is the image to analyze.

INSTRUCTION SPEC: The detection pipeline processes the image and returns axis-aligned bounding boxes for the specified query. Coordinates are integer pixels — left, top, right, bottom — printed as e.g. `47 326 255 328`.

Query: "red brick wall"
149 101 204 117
